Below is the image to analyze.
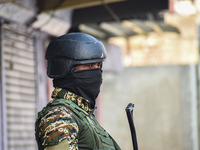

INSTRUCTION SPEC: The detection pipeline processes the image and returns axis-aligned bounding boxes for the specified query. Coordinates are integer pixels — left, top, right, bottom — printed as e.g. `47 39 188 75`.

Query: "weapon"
125 103 138 150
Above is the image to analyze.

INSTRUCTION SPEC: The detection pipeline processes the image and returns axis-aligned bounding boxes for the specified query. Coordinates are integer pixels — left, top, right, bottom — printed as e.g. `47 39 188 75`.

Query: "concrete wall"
100 65 199 150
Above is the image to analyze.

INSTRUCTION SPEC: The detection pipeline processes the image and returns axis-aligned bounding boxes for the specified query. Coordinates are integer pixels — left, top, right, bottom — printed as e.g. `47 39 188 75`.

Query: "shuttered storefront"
2 24 37 150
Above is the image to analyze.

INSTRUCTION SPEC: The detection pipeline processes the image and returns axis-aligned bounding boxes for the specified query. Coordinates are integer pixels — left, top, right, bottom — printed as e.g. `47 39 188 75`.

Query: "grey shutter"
2 24 37 150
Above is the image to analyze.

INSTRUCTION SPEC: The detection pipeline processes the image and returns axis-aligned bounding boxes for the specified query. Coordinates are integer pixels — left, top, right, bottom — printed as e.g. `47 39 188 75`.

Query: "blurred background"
0 0 199 150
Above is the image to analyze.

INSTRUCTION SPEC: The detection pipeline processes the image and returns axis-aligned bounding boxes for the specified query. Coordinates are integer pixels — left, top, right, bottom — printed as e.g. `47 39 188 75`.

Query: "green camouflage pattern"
38 105 78 149
35 88 92 150
51 88 92 112
35 88 121 150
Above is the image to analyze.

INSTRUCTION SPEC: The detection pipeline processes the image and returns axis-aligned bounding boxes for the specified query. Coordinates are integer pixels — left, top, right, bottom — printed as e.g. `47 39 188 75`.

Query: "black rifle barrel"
125 103 138 150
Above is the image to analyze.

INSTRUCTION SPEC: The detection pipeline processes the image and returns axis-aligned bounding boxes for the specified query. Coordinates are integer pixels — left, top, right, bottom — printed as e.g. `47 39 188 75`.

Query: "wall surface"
101 65 199 150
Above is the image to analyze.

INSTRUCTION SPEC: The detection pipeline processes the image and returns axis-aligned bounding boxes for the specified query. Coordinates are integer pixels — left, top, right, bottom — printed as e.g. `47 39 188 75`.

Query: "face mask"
53 68 103 108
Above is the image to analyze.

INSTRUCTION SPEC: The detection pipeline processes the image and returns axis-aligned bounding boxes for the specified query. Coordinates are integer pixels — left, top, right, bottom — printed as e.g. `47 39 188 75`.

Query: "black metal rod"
126 103 138 150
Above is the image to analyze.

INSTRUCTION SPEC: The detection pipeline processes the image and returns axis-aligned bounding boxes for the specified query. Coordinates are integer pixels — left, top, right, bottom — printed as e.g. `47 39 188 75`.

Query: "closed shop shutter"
2 24 37 150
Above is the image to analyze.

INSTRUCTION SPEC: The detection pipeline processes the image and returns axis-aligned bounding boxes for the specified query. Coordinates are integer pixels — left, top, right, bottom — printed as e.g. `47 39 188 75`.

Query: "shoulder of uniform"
36 105 79 148
42 105 72 120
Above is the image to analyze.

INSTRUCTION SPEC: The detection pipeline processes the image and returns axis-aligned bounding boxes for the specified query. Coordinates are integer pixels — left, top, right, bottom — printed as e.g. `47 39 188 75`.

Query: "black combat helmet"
45 32 107 79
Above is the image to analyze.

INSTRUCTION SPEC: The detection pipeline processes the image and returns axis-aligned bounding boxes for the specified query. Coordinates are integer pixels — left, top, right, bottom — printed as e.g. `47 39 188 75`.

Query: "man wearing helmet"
35 33 121 150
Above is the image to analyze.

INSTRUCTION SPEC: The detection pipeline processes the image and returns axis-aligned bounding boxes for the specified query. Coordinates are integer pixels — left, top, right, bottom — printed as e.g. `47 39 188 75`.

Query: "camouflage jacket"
35 88 121 150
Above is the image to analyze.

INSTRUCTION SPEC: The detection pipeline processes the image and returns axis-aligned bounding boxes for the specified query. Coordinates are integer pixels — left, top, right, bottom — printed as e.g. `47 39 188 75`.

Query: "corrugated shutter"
2 24 37 150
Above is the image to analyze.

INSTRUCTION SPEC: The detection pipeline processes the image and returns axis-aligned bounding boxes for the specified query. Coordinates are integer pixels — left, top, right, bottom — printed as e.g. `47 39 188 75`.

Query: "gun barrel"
125 103 138 150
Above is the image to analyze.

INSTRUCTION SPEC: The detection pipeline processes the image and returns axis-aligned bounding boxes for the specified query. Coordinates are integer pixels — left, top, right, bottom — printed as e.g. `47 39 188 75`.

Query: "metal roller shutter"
2 24 37 150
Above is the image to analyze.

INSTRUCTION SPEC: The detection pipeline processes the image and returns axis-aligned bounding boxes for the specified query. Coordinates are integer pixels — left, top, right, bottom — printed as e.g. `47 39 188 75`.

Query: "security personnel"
35 32 121 150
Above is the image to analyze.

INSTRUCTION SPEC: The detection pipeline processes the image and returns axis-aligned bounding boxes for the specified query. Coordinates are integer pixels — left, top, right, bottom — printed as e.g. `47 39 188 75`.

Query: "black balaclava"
53 68 102 108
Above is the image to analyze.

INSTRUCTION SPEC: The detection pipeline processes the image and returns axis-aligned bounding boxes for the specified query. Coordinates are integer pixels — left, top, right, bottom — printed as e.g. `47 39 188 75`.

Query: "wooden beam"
41 0 125 11
60 0 125 10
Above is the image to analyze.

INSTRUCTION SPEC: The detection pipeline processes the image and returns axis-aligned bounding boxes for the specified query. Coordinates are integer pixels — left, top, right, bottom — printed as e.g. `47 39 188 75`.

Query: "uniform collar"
51 87 92 112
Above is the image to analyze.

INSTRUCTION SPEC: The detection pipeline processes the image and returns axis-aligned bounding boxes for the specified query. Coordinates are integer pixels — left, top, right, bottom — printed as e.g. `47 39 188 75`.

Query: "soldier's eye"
86 64 93 68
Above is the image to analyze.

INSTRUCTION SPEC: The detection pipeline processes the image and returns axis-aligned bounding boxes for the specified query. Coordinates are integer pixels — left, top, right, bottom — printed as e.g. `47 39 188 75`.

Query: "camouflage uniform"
35 88 121 150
